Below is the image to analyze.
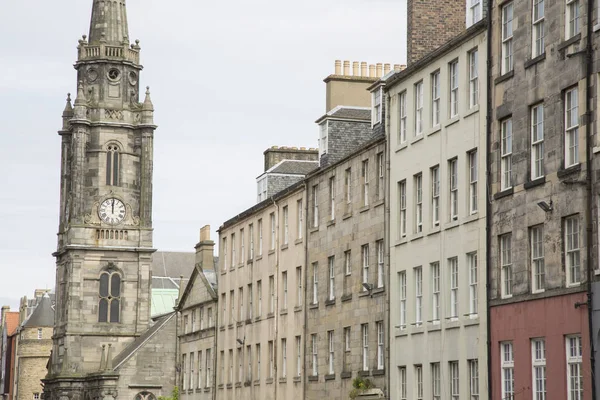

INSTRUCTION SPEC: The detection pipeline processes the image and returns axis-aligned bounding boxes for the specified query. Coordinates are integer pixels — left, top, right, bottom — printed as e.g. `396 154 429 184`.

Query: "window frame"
531 104 545 179
469 150 478 214
501 342 515 400
501 118 513 190
449 258 458 319
565 87 579 168
415 266 423 326
399 91 407 144
566 0 581 40
565 215 581 286
399 271 407 329
531 338 547 400
468 252 478 316
531 225 545 293
431 262 440 323
500 233 513 298
469 49 479 108
449 60 459 118
566 335 583 400
432 70 441 126
431 166 440 226
502 3 514 74
449 158 458 220
415 173 423 233
415 81 424 135
532 0 545 57
399 180 407 237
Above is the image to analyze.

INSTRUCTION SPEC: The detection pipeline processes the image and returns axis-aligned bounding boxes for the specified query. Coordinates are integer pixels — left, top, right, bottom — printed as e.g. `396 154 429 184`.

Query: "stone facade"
305 134 387 399
217 184 306 400
177 226 218 400
489 0 593 398
43 2 175 400
14 326 53 400
386 22 488 400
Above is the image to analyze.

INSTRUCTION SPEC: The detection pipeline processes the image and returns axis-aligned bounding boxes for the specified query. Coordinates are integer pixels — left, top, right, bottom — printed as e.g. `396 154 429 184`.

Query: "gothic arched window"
98 270 121 323
106 145 120 186
134 392 156 400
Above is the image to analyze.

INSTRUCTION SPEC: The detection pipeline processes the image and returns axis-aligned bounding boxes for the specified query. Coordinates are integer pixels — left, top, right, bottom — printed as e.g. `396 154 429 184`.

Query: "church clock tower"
44 0 157 397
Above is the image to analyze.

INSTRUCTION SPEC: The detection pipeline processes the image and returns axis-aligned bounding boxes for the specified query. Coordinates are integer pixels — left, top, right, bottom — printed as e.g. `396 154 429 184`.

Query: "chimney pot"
369 65 376 78
376 63 383 77
200 225 211 242
334 60 342 75
393 64 401 71
384 63 391 74
361 62 367 77
343 61 350 76
352 61 359 76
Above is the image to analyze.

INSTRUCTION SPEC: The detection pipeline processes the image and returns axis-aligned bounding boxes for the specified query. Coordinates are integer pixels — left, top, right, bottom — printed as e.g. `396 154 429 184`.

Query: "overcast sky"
0 0 407 310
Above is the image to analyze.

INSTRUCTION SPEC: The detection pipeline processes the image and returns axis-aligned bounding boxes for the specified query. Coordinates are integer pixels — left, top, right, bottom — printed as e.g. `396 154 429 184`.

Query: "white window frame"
432 71 441 126
269 213 275 250
268 341 274 378
311 334 318 376
231 233 236 266
416 365 423 400
362 160 370 206
432 262 440 323
450 361 459 400
566 335 583 400
319 121 328 157
565 87 579 167
501 342 515 400
257 280 262 317
415 174 423 233
240 228 245 262
296 336 302 377
362 324 369 371
377 152 384 200
399 91 407 144
469 49 479 108
468 252 478 316
449 258 458 319
328 256 335 301
312 263 318 304
469 359 479 400
450 60 459 118
246 345 252 382
399 367 407 400
399 271 407 329
432 362 441 400
297 200 303 239
531 104 545 179
501 118 513 190
533 0 545 57
415 266 423 326
296 267 302 307
256 345 261 380
282 271 288 310
415 81 424 135
531 225 545 293
502 3 514 74
283 206 288 245
500 233 513 298
269 275 275 314
372 88 382 125
312 185 319 227
345 168 352 205
566 0 581 39
222 238 228 271
432 166 440 226
377 240 384 288
468 0 482 26
469 150 478 214
258 219 263 256
345 250 352 276
329 177 335 221
532 338 547 400
328 330 334 374
449 159 458 220
399 181 407 237
565 216 581 286
249 223 254 259
281 338 287 378
376 322 384 370
362 244 370 289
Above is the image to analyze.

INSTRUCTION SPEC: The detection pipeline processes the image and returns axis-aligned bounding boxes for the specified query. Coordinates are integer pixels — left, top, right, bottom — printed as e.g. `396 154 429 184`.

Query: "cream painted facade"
386 23 488 400
217 185 306 400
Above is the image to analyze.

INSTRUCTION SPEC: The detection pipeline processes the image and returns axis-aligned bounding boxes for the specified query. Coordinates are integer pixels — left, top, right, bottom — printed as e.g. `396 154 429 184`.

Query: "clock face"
99 198 126 225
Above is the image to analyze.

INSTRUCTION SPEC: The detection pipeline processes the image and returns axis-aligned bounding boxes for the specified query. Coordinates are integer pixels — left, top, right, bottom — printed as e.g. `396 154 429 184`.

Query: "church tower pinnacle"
88 0 130 45
44 0 159 398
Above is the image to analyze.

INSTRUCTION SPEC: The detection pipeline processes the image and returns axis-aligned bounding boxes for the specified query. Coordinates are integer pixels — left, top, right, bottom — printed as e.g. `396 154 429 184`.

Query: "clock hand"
112 199 115 214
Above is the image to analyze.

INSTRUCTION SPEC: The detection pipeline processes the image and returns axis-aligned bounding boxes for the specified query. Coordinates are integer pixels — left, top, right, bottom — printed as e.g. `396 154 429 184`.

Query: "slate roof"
151 251 196 280
22 295 54 328
204 269 217 290
112 312 175 369
152 276 188 290
270 160 319 175
327 107 371 121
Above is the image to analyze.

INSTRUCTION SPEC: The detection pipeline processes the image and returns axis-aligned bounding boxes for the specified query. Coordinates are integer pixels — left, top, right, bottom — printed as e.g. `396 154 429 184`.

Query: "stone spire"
88 0 130 45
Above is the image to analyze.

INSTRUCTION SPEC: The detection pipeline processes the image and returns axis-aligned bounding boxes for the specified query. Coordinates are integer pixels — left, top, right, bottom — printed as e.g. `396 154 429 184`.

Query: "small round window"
128 71 138 85
108 69 121 81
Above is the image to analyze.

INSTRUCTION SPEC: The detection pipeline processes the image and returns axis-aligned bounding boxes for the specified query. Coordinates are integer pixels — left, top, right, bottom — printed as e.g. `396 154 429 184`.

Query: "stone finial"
63 93 73 117
74 82 87 106
99 345 107 371
105 344 113 370
142 87 154 111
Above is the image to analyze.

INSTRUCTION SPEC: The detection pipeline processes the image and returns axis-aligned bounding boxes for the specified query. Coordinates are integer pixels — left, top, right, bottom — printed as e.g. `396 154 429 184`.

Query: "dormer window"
319 121 329 157
106 145 120 186
372 88 382 125
257 176 268 203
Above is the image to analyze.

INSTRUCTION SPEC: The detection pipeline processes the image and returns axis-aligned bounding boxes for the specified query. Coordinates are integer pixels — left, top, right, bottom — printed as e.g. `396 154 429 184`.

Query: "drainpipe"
384 91 392 400
271 198 280 400
585 0 597 398
485 1 493 400
302 182 309 400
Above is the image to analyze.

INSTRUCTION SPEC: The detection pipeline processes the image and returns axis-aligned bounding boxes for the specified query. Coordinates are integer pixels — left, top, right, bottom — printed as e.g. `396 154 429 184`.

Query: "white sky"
0 0 407 310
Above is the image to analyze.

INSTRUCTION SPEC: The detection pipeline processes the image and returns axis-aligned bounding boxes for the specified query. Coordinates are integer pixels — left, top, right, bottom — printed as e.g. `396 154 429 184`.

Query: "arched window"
98 270 121 323
134 392 156 400
106 145 120 186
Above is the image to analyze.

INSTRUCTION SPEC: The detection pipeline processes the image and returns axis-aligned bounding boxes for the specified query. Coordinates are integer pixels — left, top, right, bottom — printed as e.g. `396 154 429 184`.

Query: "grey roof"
22 295 54 328
113 312 175 369
203 269 217 290
152 276 188 290
270 160 318 175
328 107 371 121
151 251 196 280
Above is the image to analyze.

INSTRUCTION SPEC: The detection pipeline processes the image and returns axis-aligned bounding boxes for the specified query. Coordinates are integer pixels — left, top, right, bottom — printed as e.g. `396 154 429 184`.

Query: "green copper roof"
151 289 179 318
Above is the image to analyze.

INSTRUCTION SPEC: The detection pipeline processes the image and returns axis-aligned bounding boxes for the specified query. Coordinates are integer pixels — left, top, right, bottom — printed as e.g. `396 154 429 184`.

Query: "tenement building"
43 1 177 399
217 170 307 400
176 226 218 400
304 61 392 399
385 20 488 400
489 0 592 398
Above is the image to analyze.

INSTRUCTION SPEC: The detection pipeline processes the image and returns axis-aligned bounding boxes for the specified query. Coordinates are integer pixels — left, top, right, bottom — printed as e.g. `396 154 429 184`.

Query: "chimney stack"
195 225 216 272
407 0 466 65
1 306 9 328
